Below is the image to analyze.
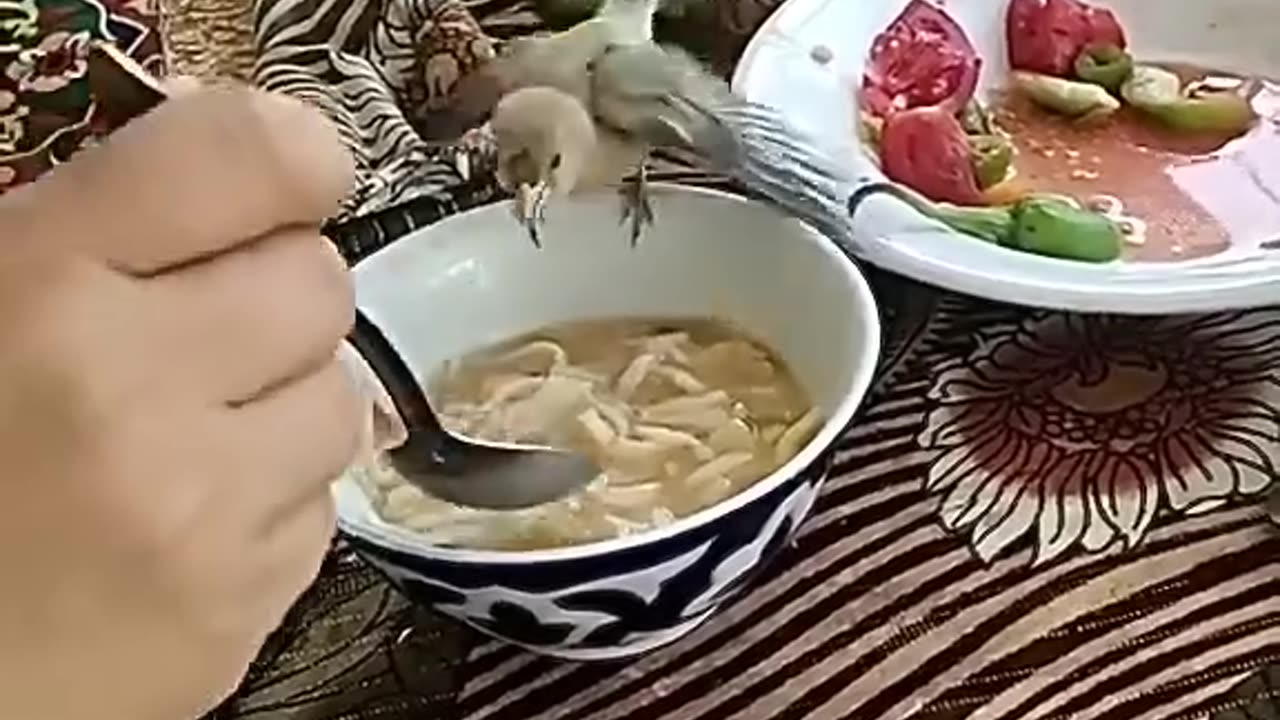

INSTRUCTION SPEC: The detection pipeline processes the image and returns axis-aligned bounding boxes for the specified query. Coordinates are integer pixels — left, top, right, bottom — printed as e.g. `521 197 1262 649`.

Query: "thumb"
337 343 409 460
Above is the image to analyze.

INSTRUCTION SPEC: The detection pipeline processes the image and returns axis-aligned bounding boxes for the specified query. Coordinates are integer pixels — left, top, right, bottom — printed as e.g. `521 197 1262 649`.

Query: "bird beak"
513 181 551 248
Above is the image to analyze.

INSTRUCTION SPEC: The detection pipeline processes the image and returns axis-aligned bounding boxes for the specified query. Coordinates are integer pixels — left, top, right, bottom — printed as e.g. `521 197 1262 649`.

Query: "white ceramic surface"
732 0 1280 314
332 184 881 658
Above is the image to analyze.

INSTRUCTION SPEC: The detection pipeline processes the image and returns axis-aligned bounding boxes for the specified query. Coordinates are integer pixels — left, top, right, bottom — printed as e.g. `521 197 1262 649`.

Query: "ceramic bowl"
332 184 881 660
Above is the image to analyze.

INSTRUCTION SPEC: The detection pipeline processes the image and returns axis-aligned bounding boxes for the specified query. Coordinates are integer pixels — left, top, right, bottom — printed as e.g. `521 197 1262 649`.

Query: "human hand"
339 343 410 466
0 86 360 720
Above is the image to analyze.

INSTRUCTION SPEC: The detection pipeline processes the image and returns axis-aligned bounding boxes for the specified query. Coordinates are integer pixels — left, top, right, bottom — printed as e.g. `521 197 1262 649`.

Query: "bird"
481 0 853 248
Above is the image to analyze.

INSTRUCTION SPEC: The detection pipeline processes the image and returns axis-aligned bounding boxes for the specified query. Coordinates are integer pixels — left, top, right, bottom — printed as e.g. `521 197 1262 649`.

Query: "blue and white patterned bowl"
333 184 881 660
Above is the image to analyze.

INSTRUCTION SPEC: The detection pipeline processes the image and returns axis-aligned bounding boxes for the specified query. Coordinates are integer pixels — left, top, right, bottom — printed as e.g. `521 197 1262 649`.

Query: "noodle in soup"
354 316 822 551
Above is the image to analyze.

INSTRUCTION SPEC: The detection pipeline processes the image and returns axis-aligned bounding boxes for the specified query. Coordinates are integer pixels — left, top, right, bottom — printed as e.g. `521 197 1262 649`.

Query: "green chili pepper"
1120 64 1257 134
1073 43 1134 92
1012 70 1121 119
958 102 1014 188
859 112 883 150
959 99 996 135
848 182 1011 244
1119 64 1182 106
968 133 1014 189
848 182 1123 263
1008 197 1123 262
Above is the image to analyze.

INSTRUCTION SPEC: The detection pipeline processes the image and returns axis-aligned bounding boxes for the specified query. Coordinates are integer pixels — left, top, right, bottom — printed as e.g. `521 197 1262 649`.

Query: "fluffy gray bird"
484 0 852 247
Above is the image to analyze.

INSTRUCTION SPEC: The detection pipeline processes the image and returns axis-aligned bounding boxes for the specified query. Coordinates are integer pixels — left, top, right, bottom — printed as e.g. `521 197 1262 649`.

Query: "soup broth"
355 316 822 551
994 64 1280 262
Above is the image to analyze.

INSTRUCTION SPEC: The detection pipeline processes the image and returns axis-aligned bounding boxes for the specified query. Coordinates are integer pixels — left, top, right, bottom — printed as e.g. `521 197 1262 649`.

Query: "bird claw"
525 215 543 248
618 167 654 248
447 126 498 182
515 181 550 248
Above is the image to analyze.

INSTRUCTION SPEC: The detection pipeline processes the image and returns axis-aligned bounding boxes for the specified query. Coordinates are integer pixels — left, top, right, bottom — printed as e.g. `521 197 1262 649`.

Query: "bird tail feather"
711 102 856 249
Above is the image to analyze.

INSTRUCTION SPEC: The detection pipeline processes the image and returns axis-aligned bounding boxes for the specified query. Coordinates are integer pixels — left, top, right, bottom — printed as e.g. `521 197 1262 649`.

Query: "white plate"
731 0 1280 314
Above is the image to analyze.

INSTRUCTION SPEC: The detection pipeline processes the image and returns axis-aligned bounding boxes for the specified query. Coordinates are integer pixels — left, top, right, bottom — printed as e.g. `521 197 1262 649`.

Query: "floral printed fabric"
0 0 163 190
917 311 1280 566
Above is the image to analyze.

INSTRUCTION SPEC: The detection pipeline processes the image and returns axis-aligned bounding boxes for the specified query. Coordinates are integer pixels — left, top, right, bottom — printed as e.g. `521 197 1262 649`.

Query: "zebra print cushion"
253 0 508 228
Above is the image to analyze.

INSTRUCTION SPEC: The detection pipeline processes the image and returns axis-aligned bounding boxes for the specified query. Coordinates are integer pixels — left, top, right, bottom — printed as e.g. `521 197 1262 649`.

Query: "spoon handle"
347 309 450 443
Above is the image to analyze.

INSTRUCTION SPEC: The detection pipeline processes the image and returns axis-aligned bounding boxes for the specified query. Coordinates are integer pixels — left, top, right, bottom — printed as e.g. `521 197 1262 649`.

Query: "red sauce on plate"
994 66 1280 262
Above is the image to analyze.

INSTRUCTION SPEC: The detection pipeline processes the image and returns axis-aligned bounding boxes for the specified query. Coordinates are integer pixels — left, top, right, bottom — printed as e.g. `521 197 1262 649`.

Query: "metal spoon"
348 311 600 509
84 41 600 509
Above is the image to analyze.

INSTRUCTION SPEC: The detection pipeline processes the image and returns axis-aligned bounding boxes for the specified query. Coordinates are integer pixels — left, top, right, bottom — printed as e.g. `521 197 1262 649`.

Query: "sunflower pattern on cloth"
918 311 1280 566
0 0 163 189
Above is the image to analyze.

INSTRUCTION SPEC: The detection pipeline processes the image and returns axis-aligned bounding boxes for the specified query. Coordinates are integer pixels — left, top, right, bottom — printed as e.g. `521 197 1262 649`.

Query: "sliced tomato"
861 0 981 118
1007 0 1127 77
1082 5 1126 49
879 106 984 205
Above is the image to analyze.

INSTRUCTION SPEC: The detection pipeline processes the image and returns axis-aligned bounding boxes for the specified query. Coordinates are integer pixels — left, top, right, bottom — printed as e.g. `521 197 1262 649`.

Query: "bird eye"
549 154 563 170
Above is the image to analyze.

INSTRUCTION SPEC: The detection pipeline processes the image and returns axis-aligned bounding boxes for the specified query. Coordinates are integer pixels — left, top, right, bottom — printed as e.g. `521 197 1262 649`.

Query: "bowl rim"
336 184 883 563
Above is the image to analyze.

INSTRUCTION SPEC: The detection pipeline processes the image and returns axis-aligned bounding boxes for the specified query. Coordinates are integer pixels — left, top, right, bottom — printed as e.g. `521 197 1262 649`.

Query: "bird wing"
487 0 655 103
588 45 724 140
594 0 659 44
588 43 855 244
489 23 611 102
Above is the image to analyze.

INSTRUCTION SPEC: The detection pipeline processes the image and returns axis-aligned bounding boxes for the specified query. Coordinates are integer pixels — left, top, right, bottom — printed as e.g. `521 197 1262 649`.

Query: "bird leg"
514 181 551 248
618 150 655 248
453 125 498 181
